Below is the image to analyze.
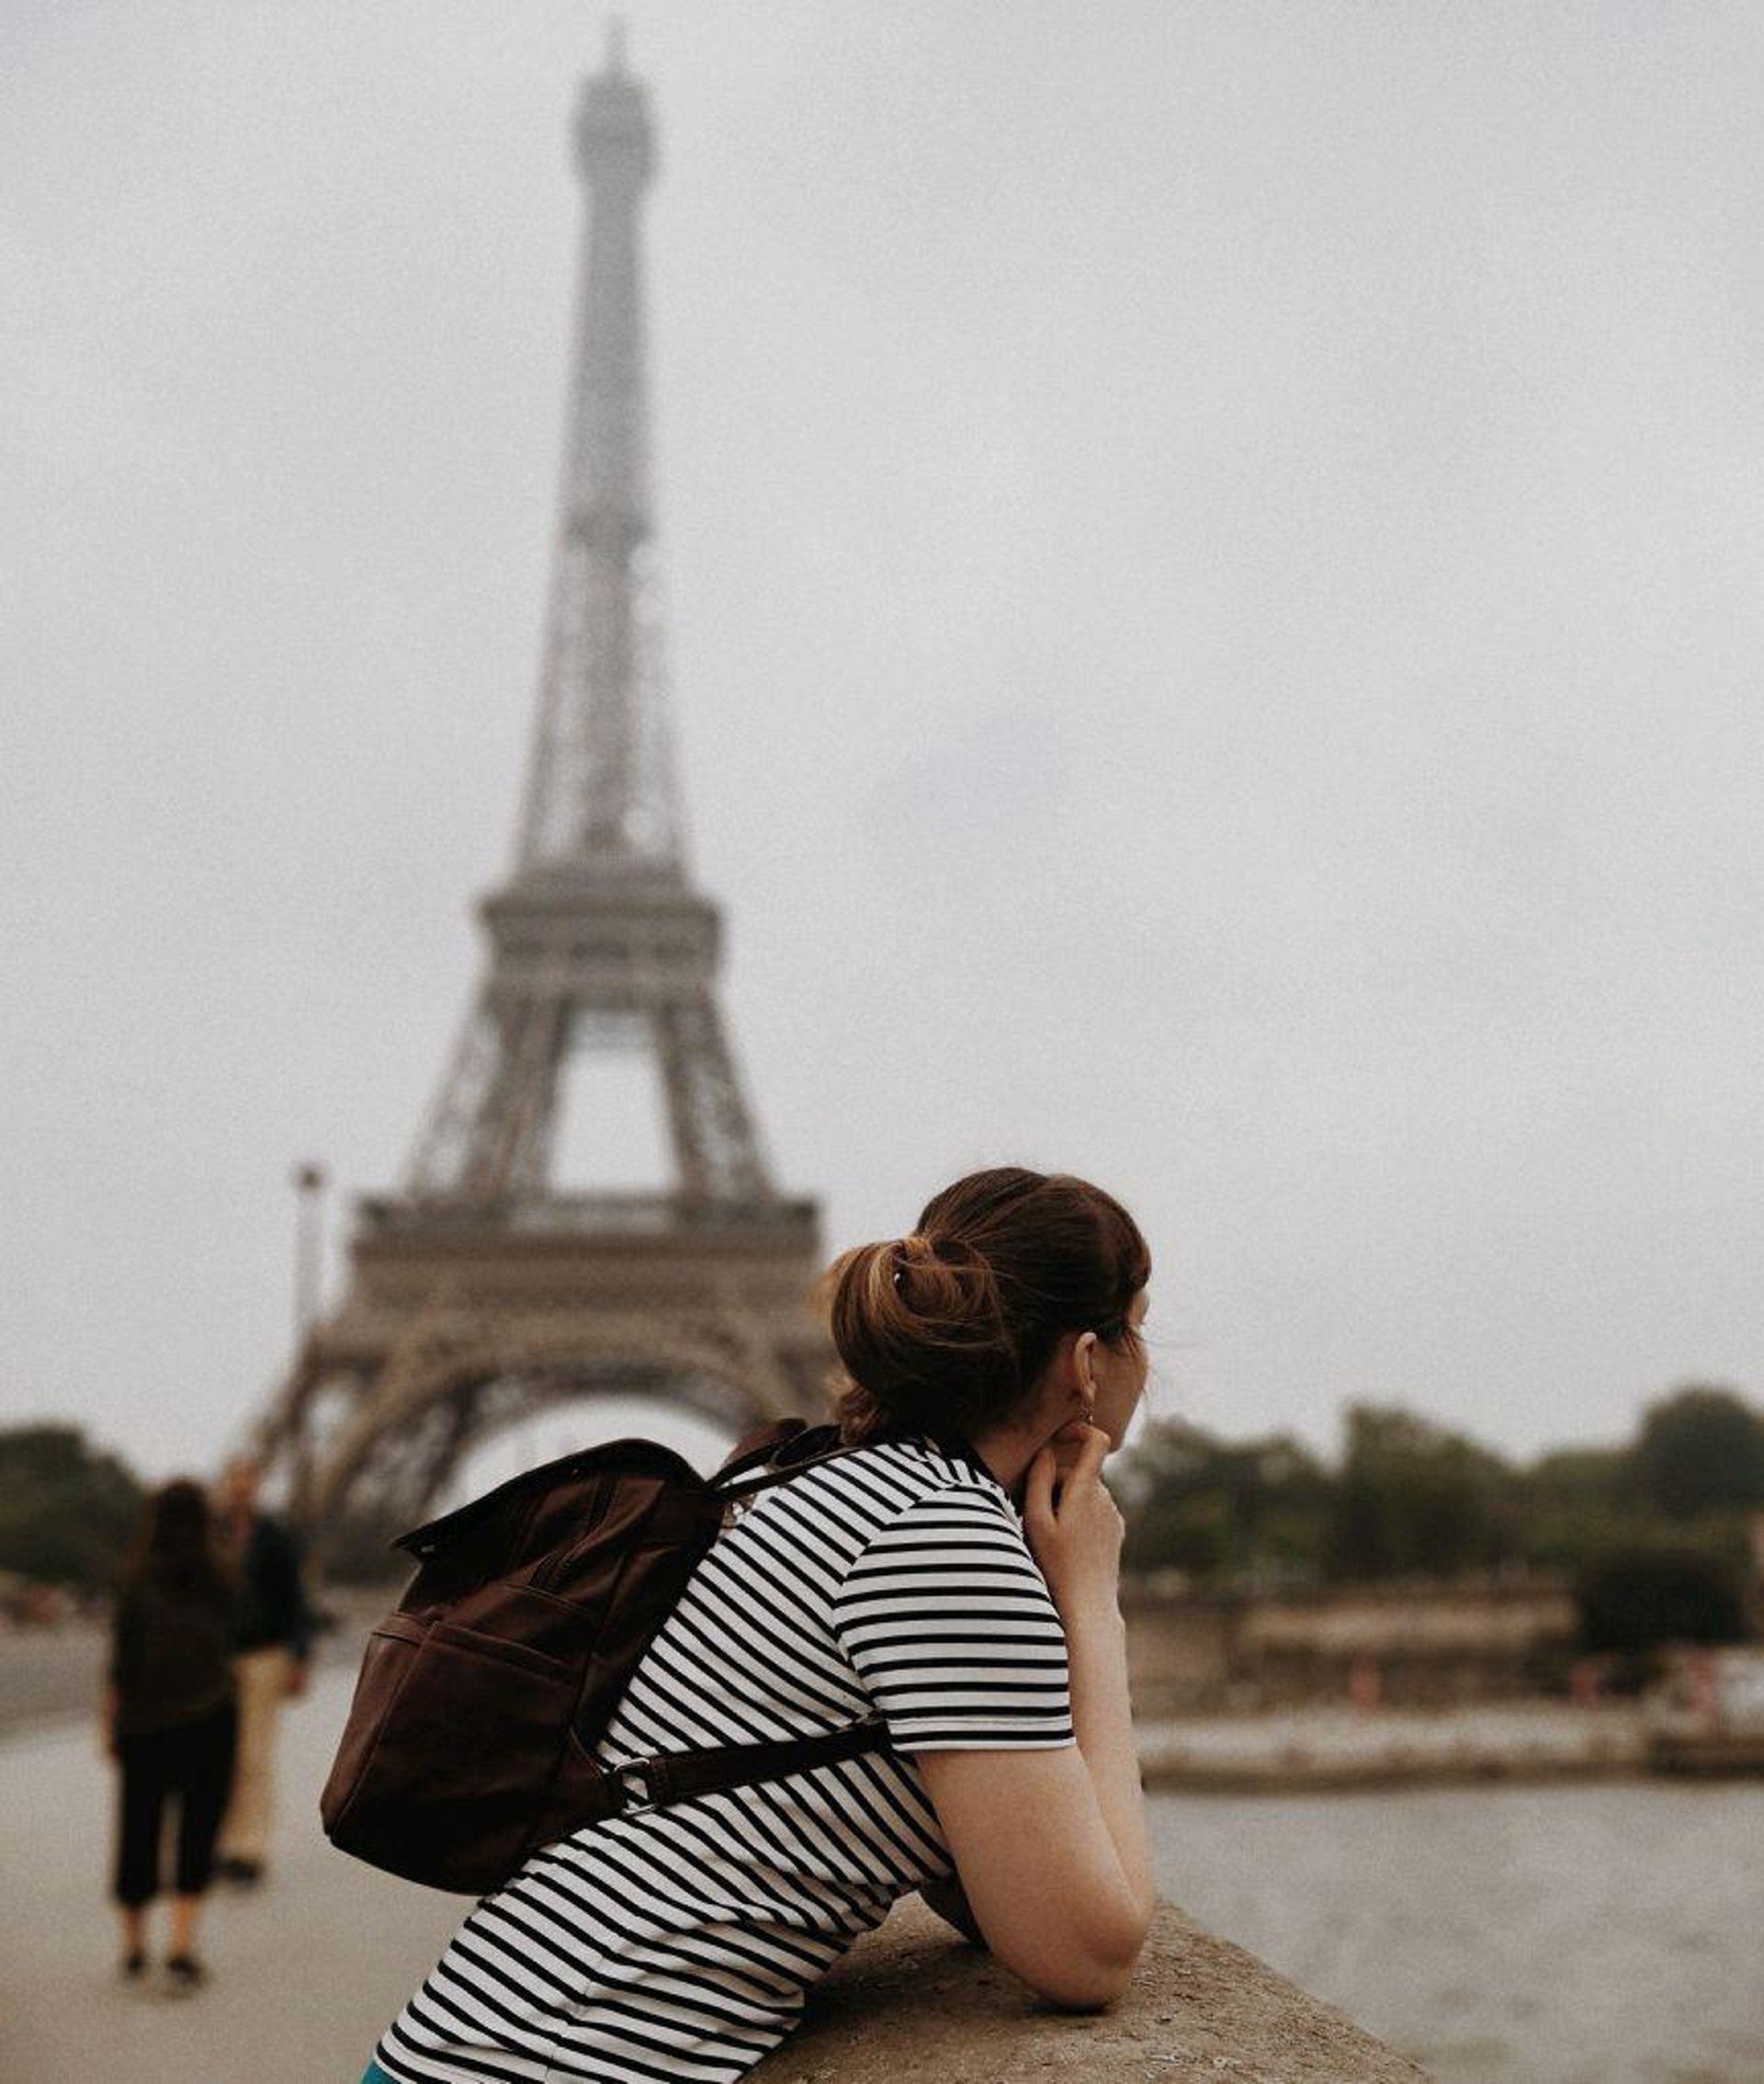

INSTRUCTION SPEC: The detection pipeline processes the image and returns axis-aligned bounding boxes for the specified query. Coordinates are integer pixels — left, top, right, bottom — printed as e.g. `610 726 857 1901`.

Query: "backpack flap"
394 1437 700 1564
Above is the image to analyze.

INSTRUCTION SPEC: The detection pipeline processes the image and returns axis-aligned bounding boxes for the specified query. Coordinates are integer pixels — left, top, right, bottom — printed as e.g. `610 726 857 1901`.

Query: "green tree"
1632 1385 1764 1520
1518 1444 1637 1572
1577 1540 1745 1654
0 1423 145 1592
1120 1382 1764 1598
1327 1404 1520 1580
1122 1420 1333 1582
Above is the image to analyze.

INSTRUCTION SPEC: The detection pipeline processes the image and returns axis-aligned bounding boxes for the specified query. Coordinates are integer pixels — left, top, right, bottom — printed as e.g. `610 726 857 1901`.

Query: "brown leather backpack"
319 1421 888 1893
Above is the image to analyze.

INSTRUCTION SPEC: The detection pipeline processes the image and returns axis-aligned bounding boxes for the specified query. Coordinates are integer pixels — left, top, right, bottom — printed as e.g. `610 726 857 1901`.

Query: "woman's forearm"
1062 1595 1155 1923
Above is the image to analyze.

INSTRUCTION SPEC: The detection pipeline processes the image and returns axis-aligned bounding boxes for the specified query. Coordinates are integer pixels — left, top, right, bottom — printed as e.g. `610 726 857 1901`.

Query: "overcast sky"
4 1 1763 1490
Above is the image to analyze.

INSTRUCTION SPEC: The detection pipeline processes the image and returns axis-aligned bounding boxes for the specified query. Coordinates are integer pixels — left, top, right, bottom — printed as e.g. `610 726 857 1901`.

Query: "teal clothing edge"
361 2065 395 2084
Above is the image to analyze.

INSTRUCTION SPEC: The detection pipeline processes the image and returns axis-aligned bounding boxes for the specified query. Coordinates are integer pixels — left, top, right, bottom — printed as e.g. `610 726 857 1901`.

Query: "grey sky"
4 2 1762 1488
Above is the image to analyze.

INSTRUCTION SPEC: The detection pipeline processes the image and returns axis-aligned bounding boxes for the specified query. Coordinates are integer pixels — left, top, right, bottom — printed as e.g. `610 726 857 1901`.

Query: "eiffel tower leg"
407 1382 483 1512
252 1344 322 1519
247 1356 382 1577
487 996 572 1198
654 992 772 1206
406 986 580 1207
406 998 502 1204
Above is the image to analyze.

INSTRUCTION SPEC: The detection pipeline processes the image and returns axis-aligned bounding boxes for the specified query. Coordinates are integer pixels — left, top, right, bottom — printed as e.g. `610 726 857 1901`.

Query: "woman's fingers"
1029 1419 1125 1622
1046 1423 1089 1483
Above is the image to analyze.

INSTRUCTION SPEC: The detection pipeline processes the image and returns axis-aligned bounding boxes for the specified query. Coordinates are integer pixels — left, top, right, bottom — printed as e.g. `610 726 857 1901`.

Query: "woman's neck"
966 1421 1047 1500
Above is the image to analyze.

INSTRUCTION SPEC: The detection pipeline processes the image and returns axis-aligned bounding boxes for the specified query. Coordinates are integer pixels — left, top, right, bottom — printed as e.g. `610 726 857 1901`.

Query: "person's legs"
217 1646 287 1875
114 1727 169 1970
115 1731 167 1914
167 1703 237 1970
173 1703 237 1895
166 1892 199 1957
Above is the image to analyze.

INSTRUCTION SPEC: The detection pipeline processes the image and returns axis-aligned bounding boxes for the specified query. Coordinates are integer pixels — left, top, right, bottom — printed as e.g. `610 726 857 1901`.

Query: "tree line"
0 1422 145 1604
6 1385 1763 1652
1119 1384 1764 1653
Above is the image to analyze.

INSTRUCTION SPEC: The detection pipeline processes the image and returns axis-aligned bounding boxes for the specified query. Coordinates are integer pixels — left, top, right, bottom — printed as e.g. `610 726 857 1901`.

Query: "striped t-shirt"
373 1435 1074 2084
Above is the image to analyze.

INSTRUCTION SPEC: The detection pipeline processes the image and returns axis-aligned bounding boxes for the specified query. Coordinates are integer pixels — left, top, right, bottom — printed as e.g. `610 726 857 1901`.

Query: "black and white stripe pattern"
374 1437 1073 2084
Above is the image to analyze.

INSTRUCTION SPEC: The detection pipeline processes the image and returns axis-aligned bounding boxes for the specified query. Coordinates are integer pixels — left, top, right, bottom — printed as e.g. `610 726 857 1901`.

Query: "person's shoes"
163 1954 206 1996
216 1855 264 1887
120 1950 146 1982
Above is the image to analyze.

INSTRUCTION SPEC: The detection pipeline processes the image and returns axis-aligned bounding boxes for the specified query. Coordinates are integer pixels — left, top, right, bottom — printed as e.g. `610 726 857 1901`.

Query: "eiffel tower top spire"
515 25 680 874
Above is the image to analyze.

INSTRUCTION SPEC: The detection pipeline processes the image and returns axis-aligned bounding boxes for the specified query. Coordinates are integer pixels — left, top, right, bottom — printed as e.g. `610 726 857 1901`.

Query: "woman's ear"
1070 1330 1099 1405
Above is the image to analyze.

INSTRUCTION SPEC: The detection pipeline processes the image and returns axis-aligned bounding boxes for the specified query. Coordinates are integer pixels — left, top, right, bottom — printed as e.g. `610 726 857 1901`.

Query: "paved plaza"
0 1666 461 2082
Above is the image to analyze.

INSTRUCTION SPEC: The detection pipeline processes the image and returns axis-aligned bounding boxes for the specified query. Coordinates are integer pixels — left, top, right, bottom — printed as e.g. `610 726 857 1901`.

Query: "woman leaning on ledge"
365 1165 1156 2084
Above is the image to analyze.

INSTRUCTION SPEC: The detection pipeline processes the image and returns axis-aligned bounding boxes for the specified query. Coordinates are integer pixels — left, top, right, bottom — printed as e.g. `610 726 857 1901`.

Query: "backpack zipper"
530 1477 616 1591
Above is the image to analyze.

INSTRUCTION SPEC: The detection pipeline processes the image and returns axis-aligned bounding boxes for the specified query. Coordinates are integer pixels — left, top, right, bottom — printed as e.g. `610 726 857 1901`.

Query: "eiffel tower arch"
258 36 826 1545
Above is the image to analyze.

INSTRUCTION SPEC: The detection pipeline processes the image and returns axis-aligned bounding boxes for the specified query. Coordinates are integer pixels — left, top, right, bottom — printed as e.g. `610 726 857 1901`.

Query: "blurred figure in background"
213 1455 311 1886
105 1478 238 1993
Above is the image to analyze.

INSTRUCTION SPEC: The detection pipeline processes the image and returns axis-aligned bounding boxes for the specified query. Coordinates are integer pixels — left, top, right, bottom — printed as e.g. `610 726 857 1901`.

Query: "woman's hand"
1023 1421 1124 1628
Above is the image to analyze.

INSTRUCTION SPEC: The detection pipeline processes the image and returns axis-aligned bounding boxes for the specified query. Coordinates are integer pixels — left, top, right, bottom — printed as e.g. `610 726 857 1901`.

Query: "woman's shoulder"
792 1438 1026 1566
806 1433 1008 1512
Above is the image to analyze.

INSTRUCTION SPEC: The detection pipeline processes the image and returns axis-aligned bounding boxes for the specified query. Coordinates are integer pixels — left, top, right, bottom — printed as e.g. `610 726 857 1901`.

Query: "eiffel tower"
260 35 822 1542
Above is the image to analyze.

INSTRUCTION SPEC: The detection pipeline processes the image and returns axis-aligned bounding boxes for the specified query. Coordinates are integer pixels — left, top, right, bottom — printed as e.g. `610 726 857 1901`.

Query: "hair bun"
892 1232 933 1284
891 1230 989 1308
823 1232 1014 1444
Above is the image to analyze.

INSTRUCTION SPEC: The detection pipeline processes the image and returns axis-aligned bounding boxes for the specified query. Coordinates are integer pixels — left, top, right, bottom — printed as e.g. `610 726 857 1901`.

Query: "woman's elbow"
1029 1951 1141 2012
1014 1908 1152 2011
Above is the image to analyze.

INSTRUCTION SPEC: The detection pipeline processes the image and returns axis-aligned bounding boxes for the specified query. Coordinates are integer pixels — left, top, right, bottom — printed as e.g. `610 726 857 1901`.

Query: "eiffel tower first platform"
259 38 824 1542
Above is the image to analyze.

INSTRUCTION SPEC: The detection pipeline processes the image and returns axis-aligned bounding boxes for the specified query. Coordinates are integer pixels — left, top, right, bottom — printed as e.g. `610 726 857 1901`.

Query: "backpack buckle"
610 1761 654 1813
611 1756 682 1814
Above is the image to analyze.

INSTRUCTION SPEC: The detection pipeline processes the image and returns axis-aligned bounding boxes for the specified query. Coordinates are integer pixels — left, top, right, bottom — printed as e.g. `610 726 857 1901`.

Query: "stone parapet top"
749 1897 1430 2083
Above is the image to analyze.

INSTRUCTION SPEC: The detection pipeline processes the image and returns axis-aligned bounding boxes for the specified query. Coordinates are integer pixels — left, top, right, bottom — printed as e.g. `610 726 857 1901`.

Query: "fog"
4 2 1762 1482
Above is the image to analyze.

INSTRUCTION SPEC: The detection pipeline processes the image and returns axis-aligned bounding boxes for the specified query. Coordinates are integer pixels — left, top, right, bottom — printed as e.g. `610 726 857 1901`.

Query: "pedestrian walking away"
211 1454 312 1886
360 1165 1159 2084
104 1478 239 1995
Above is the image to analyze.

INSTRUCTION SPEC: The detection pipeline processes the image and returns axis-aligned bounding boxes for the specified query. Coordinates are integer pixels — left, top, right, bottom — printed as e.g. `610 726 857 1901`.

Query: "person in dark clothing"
213 1455 311 1885
105 1478 238 1992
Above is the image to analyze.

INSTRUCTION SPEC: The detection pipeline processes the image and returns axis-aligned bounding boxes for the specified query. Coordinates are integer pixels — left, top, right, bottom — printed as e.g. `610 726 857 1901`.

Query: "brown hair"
120 1478 231 1603
824 1167 1150 1447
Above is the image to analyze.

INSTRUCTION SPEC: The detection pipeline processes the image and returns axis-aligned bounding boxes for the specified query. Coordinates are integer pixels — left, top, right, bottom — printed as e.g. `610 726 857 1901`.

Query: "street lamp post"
292 1161 327 1347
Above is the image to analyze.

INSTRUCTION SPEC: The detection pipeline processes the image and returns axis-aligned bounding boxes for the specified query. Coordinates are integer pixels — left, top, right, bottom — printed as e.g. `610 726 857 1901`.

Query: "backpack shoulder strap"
716 1419 810 1485
714 1433 868 1501
560 1424 901 1823
603 1719 891 1816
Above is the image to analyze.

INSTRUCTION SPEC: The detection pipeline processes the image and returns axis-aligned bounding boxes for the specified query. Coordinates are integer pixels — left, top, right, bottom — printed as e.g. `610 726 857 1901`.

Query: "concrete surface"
0 1667 465 2082
0 1665 1427 2082
749 1896 1430 2083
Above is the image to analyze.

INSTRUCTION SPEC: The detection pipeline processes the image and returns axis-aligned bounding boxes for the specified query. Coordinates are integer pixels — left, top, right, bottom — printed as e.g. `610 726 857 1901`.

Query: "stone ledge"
749 1897 1430 2084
